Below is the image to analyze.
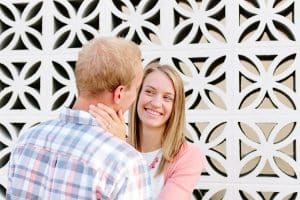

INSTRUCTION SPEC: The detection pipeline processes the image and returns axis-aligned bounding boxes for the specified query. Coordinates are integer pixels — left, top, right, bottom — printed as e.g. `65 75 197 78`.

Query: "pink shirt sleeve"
157 143 205 200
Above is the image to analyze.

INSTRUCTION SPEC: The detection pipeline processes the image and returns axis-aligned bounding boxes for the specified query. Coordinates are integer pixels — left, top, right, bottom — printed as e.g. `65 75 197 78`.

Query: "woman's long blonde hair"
128 63 186 175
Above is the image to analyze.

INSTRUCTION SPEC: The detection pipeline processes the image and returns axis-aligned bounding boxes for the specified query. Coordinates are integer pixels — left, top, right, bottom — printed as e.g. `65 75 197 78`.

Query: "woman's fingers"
89 104 127 141
89 105 112 122
89 108 108 127
96 103 121 123
117 110 125 124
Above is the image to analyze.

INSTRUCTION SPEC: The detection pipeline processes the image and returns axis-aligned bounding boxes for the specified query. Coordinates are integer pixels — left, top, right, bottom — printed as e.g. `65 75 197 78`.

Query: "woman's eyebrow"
144 85 174 96
144 85 156 89
165 92 175 96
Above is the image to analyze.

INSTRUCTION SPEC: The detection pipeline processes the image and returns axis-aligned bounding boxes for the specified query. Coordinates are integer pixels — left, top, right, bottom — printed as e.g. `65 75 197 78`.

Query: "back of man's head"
75 37 141 96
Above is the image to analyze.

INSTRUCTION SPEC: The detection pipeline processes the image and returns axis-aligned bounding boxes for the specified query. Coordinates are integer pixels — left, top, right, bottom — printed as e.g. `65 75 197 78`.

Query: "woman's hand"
89 103 127 141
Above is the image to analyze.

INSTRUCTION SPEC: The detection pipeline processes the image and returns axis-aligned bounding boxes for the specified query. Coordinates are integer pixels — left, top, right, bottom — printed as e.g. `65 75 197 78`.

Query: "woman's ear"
112 85 125 105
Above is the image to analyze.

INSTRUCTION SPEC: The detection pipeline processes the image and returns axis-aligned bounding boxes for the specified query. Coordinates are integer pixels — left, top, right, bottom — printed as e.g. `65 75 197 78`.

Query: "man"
7 37 151 199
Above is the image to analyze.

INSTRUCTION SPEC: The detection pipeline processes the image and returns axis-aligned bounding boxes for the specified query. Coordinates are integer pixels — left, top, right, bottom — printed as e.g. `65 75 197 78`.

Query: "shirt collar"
59 107 99 126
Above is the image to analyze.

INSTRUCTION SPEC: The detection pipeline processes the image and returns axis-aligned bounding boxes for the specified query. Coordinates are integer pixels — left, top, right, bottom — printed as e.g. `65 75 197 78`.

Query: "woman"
89 63 205 199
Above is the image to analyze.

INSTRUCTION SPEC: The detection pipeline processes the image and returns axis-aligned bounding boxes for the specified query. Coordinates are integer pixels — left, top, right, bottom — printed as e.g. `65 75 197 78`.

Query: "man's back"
7 107 151 200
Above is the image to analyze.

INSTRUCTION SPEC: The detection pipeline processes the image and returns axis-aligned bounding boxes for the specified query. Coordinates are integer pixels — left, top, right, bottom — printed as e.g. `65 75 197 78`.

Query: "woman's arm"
158 143 205 200
89 103 128 141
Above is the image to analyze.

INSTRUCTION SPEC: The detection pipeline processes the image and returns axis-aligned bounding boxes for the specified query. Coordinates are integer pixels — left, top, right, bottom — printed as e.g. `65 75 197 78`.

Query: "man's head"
75 37 143 112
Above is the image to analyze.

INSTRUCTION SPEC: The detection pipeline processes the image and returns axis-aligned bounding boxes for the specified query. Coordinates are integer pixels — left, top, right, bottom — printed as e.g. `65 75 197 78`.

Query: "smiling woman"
89 63 205 200
137 69 175 132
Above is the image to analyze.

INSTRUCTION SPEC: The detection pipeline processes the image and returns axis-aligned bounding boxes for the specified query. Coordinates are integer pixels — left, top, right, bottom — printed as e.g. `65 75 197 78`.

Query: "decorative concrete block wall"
0 0 299 199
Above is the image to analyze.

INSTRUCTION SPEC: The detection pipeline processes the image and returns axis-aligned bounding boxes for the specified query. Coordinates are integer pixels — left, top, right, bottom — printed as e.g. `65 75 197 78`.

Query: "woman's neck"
139 124 164 153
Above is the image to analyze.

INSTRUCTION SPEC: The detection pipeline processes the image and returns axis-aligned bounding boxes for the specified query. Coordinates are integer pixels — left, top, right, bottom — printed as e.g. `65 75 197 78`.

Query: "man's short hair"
75 37 141 95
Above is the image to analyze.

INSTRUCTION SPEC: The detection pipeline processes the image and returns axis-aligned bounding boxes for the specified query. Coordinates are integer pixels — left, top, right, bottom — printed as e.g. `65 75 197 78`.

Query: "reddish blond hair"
75 37 141 95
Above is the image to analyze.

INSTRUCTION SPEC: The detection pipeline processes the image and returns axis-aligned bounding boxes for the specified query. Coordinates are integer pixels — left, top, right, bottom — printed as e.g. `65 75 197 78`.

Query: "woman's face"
137 70 175 129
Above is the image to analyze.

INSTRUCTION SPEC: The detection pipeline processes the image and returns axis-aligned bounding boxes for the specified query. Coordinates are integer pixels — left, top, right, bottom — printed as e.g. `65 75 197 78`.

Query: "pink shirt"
158 142 205 200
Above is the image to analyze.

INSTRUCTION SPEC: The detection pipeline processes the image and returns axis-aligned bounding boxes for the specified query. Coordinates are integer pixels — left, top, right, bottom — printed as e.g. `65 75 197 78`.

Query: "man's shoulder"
16 119 58 142
89 135 144 168
97 135 142 159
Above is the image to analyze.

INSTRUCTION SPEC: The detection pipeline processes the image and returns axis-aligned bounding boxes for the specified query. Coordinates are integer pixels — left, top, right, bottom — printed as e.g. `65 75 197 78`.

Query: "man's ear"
112 85 125 104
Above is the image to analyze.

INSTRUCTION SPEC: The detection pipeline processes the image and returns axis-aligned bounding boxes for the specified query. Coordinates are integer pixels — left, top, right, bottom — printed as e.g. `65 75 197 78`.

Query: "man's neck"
72 94 112 112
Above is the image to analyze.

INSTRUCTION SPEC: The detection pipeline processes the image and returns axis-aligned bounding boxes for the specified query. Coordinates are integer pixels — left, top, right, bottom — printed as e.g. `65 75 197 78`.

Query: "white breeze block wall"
0 0 300 199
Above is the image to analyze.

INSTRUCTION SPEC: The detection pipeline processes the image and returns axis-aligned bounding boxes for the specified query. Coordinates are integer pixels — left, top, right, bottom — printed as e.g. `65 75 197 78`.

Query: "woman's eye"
164 96 174 101
145 90 154 95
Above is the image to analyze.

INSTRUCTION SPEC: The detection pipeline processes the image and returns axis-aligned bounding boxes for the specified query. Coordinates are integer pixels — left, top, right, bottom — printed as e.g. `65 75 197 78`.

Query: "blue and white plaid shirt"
7 107 152 200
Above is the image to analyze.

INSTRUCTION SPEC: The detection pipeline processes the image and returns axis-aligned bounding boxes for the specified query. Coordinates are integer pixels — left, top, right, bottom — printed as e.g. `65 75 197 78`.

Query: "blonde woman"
89 63 205 199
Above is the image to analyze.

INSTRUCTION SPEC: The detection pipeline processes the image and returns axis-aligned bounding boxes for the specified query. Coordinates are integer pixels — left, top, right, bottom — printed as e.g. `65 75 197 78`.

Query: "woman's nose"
150 95 162 107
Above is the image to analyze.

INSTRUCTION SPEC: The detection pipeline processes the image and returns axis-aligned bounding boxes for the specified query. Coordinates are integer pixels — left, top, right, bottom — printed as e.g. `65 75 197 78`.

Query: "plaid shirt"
7 107 152 200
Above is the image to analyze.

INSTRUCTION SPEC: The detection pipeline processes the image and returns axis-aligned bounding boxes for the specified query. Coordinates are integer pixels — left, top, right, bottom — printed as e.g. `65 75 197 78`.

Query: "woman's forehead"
143 71 175 93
